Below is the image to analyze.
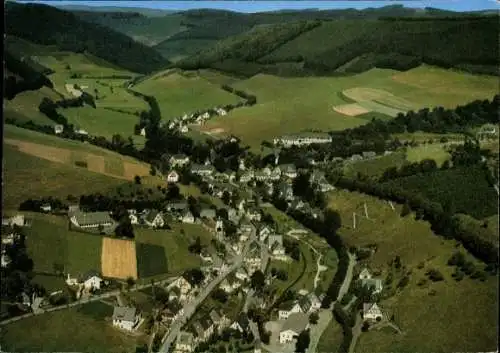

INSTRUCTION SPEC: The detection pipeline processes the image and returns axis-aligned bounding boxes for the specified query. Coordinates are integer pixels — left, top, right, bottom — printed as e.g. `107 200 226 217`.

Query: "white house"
1 251 11 268
359 268 372 280
359 268 383 294
167 170 179 183
279 312 309 344
180 211 195 224
279 164 298 179
81 271 103 290
230 313 250 333
170 154 190 167
54 124 64 134
258 226 273 242
362 303 383 321
278 301 303 320
144 210 165 228
128 210 139 225
140 127 147 137
112 306 141 331
180 125 189 133
175 331 194 352
239 170 254 183
190 164 215 176
2 214 26 227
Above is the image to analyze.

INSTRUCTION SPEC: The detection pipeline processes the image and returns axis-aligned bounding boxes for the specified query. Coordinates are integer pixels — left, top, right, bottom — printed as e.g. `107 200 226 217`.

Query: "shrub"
426 269 444 282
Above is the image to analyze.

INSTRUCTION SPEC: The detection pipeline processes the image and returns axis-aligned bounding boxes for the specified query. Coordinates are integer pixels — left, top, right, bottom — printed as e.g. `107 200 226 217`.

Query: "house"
170 154 190 167
362 303 383 321
306 293 322 312
75 128 88 135
268 234 283 251
235 267 249 281
200 208 216 220
175 331 194 352
140 127 146 137
279 312 309 344
180 125 189 133
246 207 261 222
1 232 19 245
278 182 294 201
244 242 262 275
230 313 250 333
350 154 363 162
220 274 241 293
128 210 139 225
192 316 214 341
359 268 372 280
191 164 215 176
54 124 64 134
278 301 303 320
79 270 102 290
228 208 240 224
112 306 141 331
163 299 184 322
270 167 282 180
289 199 306 211
209 309 227 330
279 164 298 179
2 214 27 227
239 170 254 183
69 211 115 232
258 226 272 242
362 151 377 159
167 171 179 183
180 210 195 224
1 251 11 268
144 210 165 228
359 268 383 294
273 133 332 147
268 234 286 260
172 275 193 295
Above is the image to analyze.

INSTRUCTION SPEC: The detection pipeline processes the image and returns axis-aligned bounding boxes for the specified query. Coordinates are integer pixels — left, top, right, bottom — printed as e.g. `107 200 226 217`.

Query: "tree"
400 202 411 217
212 288 228 303
134 175 142 185
185 268 205 287
149 165 156 176
323 209 342 235
309 312 319 325
295 330 310 353
222 191 231 205
188 236 203 254
126 277 135 289
250 270 266 292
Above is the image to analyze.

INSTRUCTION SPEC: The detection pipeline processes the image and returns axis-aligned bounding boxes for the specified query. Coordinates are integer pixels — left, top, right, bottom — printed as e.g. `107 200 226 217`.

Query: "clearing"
101 238 138 280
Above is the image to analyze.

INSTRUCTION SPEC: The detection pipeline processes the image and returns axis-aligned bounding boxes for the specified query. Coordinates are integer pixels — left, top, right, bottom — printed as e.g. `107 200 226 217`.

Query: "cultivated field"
132 72 243 121
333 103 371 116
202 65 498 150
136 242 168 278
101 237 138 280
327 190 498 353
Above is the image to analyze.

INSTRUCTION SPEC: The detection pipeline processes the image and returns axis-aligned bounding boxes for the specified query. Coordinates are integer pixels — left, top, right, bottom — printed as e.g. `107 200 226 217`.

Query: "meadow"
203 65 498 150
405 143 451 166
327 189 498 353
136 243 168 278
343 152 407 178
384 166 498 219
132 72 243 121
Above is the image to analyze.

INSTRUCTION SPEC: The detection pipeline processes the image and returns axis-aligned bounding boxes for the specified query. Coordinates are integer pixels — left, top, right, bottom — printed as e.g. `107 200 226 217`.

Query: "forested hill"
175 15 499 77
5 2 170 74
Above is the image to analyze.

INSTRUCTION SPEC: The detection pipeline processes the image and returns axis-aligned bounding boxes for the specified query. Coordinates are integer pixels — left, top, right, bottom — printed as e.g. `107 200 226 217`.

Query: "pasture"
202 65 498 150
136 243 168 278
405 143 451 166
343 151 407 178
327 190 498 353
132 72 242 121
101 238 138 280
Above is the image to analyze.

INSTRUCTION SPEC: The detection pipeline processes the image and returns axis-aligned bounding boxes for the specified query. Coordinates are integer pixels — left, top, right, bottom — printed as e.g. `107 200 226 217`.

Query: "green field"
327 189 497 353
4 86 63 125
204 65 498 150
136 243 168 278
344 151 407 178
317 319 344 353
23 213 102 276
0 303 141 352
132 72 243 121
405 143 451 166
384 166 498 219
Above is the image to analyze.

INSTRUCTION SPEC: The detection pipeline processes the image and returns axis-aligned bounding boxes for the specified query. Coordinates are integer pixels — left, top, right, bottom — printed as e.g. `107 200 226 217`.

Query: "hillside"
177 15 499 77
5 2 169 74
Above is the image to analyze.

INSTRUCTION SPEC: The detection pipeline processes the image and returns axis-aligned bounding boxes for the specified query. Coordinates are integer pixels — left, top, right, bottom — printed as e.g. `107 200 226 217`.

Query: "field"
343 151 407 178
101 238 138 280
317 319 344 353
23 213 102 276
132 72 243 121
332 103 371 117
327 189 498 353
405 143 451 166
203 65 498 150
136 243 168 278
0 303 141 352
384 166 498 219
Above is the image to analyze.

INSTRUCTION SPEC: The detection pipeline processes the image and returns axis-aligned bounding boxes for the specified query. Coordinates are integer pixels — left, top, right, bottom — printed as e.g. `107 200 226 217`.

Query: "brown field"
333 103 371 116
101 237 138 280
4 138 149 181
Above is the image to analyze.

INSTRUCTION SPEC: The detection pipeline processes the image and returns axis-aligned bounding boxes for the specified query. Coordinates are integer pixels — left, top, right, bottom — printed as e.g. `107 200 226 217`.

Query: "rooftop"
112 306 136 322
72 211 113 226
281 312 309 333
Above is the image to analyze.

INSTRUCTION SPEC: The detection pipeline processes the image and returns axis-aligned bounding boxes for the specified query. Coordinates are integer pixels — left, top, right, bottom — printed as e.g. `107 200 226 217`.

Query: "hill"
177 15 498 77
5 2 169 74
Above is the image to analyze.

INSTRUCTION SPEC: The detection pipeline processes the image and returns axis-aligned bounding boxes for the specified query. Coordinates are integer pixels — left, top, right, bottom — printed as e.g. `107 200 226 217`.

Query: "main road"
158 234 256 353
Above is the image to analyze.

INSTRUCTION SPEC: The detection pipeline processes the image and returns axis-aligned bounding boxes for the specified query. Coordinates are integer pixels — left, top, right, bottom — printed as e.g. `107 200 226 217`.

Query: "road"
158 236 256 353
0 277 175 326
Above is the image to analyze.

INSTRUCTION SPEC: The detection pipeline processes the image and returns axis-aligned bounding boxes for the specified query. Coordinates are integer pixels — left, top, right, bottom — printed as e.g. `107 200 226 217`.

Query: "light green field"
357 100 404 117
132 72 242 121
327 190 498 353
0 303 141 352
344 151 407 178
203 65 498 150
405 143 451 166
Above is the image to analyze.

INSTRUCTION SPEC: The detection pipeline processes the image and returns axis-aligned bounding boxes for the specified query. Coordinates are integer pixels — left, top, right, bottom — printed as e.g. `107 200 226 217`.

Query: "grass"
291 243 316 292
343 151 407 178
136 243 168 278
0 305 141 353
317 319 344 353
23 213 102 276
132 72 243 121
405 143 451 166
202 65 497 150
31 274 67 294
384 166 498 219
327 189 497 353
77 301 114 320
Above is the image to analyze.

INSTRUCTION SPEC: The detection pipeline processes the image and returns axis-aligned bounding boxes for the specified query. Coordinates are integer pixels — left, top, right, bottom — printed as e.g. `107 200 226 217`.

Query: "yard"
327 189 498 353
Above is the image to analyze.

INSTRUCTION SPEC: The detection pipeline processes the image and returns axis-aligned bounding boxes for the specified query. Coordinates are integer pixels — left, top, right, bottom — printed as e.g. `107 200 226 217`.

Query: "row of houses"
273 133 332 147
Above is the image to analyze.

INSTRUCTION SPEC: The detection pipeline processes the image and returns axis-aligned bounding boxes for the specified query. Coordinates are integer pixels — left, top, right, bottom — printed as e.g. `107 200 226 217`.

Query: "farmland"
343 151 407 178
136 243 168 278
131 72 243 121
101 238 138 280
203 65 498 149
384 166 498 219
327 190 498 353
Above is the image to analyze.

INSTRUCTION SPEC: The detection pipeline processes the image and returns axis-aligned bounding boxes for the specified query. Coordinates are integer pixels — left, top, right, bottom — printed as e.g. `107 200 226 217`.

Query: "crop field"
0 304 141 352
343 151 407 178
384 166 498 219
332 103 370 116
405 143 451 166
136 242 168 278
202 65 497 149
327 190 497 353
101 237 138 280
132 72 242 121
23 213 102 276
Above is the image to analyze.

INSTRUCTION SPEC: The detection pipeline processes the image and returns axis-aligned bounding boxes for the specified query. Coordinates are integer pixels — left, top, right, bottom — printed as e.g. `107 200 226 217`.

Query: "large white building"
112 306 141 331
273 133 332 147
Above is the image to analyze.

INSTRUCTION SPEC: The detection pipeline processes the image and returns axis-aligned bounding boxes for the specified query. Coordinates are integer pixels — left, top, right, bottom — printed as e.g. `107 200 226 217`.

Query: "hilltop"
5 2 169 74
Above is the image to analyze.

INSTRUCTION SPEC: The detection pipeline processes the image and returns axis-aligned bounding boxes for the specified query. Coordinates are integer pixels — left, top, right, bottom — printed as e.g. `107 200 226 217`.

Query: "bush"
426 269 444 282
74 160 88 168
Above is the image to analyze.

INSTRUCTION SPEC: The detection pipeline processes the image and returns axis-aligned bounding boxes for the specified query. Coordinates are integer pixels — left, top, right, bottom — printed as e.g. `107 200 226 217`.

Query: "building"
278 182 294 201
362 151 377 159
200 208 217 220
80 270 103 290
230 313 250 333
144 210 165 228
170 154 190 167
235 268 249 282
192 316 214 341
171 275 194 296
268 235 286 260
175 331 194 352
69 211 115 232
279 312 309 344
273 133 332 147
128 210 139 225
362 303 383 321
359 268 383 294
279 164 298 179
220 274 241 293
112 306 141 331
180 211 195 224
244 242 262 275
239 170 254 183
258 226 273 242
278 301 303 320
246 207 262 222
166 201 189 213
215 218 224 240
309 170 335 192
190 164 215 176
167 171 180 183
54 124 64 134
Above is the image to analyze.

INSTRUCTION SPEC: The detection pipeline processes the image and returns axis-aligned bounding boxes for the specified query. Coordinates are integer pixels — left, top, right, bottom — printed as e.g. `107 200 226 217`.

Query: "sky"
16 0 500 13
